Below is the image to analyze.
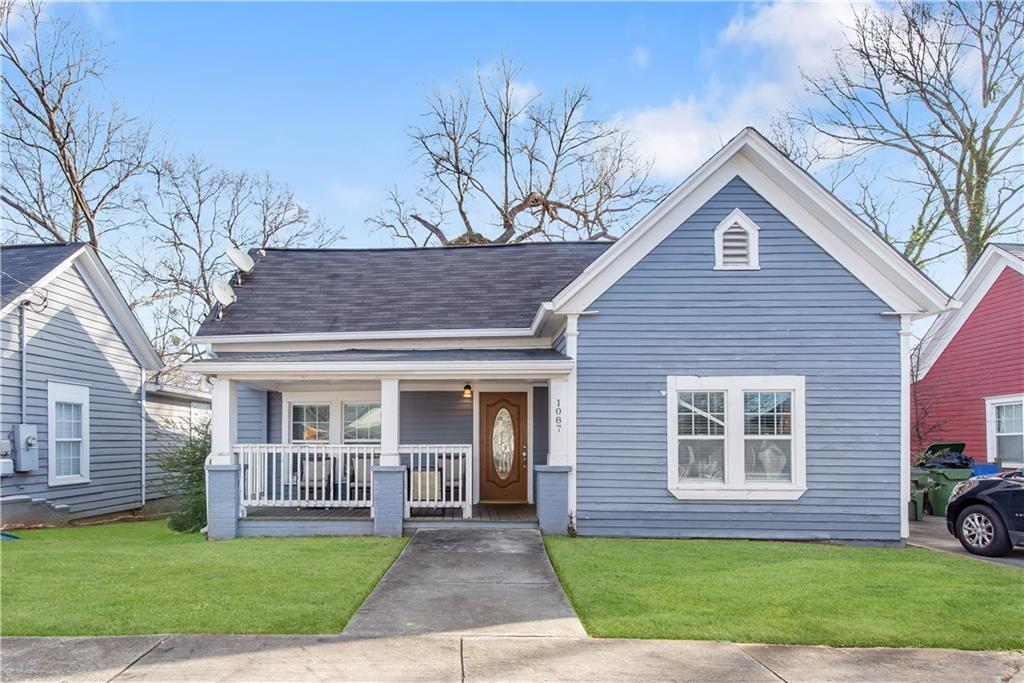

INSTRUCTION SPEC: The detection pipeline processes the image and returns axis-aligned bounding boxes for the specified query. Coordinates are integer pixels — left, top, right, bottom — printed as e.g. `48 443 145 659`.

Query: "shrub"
158 420 211 533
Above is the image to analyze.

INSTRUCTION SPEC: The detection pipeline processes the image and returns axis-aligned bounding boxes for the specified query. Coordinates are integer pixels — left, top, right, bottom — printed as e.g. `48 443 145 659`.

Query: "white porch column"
548 378 570 466
380 378 401 466
209 377 238 464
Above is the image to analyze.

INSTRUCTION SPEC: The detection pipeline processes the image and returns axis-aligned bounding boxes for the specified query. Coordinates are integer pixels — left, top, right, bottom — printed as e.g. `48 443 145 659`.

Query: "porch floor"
244 504 537 525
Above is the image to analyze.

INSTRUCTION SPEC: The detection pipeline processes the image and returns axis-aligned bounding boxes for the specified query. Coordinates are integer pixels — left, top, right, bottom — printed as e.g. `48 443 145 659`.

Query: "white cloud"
631 45 651 69
617 2 863 178
328 182 374 208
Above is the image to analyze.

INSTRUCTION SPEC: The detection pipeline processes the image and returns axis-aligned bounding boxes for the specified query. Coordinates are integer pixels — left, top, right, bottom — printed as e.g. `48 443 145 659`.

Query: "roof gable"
916 243 1024 379
551 127 951 317
0 243 162 371
193 242 610 341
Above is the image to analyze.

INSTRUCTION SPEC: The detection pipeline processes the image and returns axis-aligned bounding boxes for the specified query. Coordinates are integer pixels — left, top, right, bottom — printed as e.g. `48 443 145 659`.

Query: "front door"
479 392 528 503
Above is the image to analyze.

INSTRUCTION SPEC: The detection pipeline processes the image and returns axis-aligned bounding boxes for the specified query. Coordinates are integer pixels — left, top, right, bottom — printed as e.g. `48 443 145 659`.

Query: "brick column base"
372 465 406 536
535 465 571 535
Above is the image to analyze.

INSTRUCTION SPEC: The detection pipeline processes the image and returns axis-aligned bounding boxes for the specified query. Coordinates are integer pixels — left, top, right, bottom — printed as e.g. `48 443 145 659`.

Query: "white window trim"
713 208 760 271
47 381 90 486
666 375 806 500
281 390 380 445
985 393 1024 468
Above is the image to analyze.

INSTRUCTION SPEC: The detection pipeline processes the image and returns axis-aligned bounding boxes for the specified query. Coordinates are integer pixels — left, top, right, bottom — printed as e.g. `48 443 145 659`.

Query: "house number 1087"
554 399 563 432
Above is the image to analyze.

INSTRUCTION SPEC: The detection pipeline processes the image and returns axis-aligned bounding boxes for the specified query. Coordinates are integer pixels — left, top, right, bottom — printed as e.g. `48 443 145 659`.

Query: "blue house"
1 243 209 526
189 129 951 543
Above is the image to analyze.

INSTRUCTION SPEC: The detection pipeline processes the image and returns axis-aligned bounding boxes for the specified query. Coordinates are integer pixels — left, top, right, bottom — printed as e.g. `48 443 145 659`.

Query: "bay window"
667 376 806 499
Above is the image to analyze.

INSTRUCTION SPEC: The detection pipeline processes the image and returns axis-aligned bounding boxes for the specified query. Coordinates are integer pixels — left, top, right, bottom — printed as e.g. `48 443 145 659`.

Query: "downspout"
19 304 26 422
140 369 147 507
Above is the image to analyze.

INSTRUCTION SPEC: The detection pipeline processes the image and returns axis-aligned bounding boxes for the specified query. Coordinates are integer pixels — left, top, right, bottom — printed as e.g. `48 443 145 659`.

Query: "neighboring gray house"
0 243 208 526
189 128 952 544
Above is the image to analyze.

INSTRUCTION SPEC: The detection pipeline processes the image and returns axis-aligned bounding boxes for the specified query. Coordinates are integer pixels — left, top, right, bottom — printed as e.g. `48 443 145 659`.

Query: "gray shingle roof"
0 243 85 309
992 243 1024 261
208 349 570 363
195 242 610 337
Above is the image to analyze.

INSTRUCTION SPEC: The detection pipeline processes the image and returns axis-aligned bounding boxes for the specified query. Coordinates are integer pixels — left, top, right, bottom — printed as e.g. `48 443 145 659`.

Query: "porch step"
237 518 373 537
404 517 539 532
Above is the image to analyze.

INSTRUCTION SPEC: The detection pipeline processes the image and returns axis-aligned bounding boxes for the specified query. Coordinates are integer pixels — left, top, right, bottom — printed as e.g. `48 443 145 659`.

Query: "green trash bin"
926 468 974 516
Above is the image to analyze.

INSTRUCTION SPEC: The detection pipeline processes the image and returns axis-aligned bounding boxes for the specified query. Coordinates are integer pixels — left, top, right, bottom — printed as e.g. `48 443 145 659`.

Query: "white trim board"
550 128 951 318
915 244 1024 379
185 359 574 380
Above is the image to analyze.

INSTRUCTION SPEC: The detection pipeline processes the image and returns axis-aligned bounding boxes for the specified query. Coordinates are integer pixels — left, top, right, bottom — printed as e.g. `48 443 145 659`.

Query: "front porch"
197 359 575 538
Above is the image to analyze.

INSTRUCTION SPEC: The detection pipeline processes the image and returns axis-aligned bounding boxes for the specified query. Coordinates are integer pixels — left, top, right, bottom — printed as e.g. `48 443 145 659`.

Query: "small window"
667 376 805 499
714 208 760 270
48 381 90 486
987 395 1023 466
291 404 330 442
343 402 381 443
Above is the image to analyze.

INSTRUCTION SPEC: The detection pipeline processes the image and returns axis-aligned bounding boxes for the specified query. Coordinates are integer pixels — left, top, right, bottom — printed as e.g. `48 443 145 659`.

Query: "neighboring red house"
912 243 1024 468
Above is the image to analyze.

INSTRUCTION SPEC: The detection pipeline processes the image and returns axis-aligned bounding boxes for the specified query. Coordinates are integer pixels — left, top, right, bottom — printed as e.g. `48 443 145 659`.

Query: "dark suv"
946 469 1024 557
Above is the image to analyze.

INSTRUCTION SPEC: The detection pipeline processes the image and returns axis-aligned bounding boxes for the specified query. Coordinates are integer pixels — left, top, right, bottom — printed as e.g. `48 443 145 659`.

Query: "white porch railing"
401 444 473 518
236 444 380 509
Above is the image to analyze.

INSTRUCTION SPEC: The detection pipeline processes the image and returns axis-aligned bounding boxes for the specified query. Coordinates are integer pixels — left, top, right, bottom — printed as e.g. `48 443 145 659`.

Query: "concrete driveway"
910 516 1024 569
342 528 586 637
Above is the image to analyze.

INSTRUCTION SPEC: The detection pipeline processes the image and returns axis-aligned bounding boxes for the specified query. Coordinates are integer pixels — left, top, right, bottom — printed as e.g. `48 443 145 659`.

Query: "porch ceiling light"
463 384 473 399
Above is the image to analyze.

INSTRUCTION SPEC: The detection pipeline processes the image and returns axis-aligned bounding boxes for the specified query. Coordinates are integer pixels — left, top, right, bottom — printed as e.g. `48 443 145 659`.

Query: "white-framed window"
342 402 381 443
986 393 1023 467
667 375 806 500
47 381 90 486
713 208 760 270
291 403 331 443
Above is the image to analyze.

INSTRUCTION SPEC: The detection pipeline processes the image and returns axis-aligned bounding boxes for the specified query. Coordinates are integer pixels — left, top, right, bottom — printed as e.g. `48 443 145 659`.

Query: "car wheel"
956 504 1012 557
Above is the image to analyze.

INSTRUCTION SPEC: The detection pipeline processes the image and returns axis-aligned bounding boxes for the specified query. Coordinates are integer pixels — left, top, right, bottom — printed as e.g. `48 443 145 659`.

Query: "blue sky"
58 1 966 292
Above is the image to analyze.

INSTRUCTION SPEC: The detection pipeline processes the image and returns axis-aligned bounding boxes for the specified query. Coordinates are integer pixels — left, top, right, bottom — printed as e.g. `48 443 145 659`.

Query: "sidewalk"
2 634 1021 682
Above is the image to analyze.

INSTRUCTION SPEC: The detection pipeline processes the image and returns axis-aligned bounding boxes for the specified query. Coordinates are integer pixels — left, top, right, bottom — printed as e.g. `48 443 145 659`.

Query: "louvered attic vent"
713 209 760 270
721 224 750 265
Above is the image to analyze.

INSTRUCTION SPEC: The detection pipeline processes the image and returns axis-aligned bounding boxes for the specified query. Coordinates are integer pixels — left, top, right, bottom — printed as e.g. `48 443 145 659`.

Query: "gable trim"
549 128 951 317
915 244 1024 379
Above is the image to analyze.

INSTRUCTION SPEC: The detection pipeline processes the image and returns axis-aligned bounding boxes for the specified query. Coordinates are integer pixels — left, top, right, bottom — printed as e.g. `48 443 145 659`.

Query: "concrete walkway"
342 528 587 637
910 515 1024 569
3 634 1021 682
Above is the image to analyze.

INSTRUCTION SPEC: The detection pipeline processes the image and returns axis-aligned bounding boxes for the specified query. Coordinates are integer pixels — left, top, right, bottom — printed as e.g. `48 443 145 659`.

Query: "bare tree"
1 1 149 246
368 59 661 246
118 156 342 363
778 1 1024 271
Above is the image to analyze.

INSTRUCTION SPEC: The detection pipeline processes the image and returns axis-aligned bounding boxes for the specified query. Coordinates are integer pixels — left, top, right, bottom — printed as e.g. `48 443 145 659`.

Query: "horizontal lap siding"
237 384 268 443
400 391 472 444
145 396 195 500
575 176 901 542
0 266 144 518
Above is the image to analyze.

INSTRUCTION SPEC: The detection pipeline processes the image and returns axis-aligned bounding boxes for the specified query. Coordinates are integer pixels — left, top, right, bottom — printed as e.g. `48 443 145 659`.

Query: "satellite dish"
212 280 237 309
226 247 255 273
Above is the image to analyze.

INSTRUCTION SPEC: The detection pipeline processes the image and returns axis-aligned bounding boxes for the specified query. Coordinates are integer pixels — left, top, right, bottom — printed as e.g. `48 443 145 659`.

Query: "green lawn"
1 521 406 636
545 536 1024 651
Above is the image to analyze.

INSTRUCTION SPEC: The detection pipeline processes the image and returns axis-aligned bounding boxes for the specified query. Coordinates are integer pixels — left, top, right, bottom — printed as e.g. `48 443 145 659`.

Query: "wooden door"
479 392 528 503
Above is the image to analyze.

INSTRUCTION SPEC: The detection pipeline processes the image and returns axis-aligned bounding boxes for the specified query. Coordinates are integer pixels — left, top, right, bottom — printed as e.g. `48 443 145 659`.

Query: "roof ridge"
258 241 612 254
0 242 86 250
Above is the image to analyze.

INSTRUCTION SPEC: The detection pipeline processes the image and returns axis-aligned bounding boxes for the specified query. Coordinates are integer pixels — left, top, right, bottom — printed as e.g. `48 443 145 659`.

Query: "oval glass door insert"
492 408 515 479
